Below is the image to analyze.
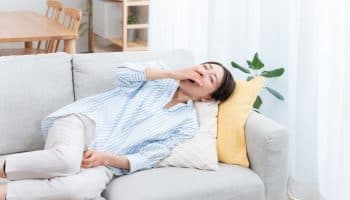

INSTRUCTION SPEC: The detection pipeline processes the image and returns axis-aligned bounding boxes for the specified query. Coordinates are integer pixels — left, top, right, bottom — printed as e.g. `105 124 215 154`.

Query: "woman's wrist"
103 153 113 166
145 67 177 80
167 70 177 80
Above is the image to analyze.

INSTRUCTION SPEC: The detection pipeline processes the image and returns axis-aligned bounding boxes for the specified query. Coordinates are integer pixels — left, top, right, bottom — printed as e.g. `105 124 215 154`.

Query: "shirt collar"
165 80 194 111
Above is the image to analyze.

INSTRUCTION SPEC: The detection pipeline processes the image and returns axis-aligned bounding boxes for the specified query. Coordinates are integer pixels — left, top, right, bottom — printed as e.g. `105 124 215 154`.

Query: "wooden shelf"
126 24 148 29
109 0 149 6
91 0 149 52
108 37 147 51
93 44 121 52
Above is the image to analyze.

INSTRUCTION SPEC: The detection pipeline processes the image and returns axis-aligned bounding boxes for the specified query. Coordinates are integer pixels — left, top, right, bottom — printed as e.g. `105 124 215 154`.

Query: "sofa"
0 50 289 200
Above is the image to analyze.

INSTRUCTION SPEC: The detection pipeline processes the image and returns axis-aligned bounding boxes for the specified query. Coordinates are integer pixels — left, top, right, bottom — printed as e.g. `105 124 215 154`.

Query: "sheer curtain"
149 0 350 199
287 0 350 199
148 0 209 62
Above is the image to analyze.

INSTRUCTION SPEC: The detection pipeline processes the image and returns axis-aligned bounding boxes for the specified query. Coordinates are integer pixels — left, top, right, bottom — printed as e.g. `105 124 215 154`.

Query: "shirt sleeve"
115 61 169 95
115 62 148 94
107 116 199 176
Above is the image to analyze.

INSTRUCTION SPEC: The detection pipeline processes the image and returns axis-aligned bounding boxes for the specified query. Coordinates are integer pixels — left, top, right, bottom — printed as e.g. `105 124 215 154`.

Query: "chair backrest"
62 7 82 33
37 0 64 52
46 0 64 21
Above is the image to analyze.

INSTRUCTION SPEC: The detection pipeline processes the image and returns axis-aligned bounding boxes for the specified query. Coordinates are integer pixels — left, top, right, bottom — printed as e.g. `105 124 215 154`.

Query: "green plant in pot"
127 15 138 42
231 53 285 112
128 15 138 24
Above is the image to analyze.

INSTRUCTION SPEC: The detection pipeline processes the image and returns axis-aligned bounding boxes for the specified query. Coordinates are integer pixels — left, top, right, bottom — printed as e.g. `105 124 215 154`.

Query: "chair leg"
37 41 42 50
24 42 32 48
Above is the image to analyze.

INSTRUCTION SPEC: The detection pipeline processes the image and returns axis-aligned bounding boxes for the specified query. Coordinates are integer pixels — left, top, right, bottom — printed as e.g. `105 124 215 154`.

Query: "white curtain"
149 0 350 199
149 0 209 62
287 0 350 199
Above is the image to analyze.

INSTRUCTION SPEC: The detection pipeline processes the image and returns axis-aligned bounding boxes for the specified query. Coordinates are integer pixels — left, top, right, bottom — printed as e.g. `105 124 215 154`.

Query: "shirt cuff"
106 165 129 176
124 153 148 174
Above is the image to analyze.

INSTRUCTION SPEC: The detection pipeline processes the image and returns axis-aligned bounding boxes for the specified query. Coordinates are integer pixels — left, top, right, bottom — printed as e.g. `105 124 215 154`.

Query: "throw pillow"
217 76 266 167
156 101 219 170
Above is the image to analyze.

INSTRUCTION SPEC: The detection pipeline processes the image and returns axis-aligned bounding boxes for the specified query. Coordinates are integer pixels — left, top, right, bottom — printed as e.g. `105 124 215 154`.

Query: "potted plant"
231 53 285 112
127 14 138 42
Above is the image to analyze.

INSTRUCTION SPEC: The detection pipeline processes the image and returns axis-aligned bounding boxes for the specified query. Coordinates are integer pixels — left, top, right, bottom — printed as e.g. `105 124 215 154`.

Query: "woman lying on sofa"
0 61 235 200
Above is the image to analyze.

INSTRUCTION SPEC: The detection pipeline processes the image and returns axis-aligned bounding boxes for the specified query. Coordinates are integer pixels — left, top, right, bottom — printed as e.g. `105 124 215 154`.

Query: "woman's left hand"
81 150 110 168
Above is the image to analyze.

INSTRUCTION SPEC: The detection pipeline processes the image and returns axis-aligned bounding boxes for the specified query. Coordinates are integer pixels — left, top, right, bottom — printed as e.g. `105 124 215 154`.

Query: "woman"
0 61 235 200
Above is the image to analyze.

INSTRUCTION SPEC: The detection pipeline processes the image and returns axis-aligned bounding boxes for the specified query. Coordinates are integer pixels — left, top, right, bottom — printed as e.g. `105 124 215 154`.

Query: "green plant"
128 15 138 24
78 0 91 37
231 53 285 111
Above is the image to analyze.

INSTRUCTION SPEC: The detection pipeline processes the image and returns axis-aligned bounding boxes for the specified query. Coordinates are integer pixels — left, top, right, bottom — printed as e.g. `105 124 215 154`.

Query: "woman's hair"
201 61 235 102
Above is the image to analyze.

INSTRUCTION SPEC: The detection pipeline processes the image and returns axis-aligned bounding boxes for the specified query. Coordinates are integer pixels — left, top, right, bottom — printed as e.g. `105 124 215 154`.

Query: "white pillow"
156 101 219 170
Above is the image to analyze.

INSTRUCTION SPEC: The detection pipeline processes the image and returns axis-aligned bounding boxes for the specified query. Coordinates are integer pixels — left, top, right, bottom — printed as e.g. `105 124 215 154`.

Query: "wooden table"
0 11 78 53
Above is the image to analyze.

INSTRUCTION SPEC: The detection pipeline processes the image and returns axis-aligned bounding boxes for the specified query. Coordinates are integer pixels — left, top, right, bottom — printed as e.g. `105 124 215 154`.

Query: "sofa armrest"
245 111 289 200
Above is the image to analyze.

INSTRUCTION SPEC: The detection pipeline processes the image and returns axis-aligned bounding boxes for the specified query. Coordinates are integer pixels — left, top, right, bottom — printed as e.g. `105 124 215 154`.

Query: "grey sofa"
0 50 288 200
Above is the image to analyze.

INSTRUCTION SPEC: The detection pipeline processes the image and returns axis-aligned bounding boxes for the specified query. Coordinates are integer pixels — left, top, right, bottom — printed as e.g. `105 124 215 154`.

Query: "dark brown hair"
201 61 235 102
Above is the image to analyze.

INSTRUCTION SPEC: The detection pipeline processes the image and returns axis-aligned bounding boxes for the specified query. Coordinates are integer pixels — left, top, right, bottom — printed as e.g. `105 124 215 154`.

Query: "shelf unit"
92 0 149 52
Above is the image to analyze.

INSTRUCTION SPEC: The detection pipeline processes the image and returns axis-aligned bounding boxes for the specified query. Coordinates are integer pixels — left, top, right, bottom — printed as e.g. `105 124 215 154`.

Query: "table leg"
24 42 32 48
64 39 76 54
91 33 96 52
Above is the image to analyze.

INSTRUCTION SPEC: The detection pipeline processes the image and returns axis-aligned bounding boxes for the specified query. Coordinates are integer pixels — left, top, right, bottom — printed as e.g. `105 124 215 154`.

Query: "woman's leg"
0 184 6 200
4 166 114 200
4 114 86 180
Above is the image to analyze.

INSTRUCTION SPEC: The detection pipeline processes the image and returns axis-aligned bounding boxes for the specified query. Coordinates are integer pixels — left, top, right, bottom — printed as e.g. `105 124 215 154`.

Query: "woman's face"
179 63 225 101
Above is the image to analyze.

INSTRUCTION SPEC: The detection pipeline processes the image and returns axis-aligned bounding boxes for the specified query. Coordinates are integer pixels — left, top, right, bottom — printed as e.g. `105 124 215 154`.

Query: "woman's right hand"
170 66 206 86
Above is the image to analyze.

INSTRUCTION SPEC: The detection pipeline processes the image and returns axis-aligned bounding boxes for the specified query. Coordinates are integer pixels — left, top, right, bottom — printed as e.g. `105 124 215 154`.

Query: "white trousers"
4 114 114 200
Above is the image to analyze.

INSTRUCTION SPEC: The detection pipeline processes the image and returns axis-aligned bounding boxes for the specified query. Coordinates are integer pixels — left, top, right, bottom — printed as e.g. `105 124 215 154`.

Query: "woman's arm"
145 67 173 80
145 67 204 86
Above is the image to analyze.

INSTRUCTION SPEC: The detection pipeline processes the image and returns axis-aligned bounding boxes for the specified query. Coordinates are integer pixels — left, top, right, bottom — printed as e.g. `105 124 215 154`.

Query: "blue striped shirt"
40 62 199 176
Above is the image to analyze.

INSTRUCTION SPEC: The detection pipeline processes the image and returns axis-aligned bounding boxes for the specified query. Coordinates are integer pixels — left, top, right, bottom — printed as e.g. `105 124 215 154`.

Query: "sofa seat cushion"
103 163 265 200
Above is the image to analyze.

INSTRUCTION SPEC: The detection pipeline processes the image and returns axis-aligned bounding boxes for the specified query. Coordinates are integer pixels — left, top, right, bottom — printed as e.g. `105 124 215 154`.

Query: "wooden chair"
37 0 64 52
0 0 64 56
50 7 82 53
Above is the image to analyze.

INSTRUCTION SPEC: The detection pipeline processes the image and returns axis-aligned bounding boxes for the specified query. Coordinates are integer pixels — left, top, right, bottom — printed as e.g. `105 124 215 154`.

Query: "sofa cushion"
156 101 219 171
72 49 194 100
103 163 264 200
217 76 266 167
0 53 74 155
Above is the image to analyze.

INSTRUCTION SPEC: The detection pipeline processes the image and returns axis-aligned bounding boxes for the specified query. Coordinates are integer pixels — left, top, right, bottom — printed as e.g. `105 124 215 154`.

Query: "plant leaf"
231 61 250 74
265 87 284 100
247 76 254 81
253 95 262 109
247 60 252 68
261 68 285 78
251 53 264 70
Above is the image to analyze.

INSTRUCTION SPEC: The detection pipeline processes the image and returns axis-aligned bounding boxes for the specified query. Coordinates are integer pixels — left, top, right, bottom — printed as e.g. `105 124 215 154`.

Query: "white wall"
0 0 88 52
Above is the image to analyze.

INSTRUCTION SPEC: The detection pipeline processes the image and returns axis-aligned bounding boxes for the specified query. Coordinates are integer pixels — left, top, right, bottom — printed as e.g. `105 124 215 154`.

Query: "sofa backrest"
0 53 74 155
72 49 194 100
0 50 194 155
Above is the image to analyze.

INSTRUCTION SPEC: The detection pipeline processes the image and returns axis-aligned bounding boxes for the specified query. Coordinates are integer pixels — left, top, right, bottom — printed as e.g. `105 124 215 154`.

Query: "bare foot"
0 184 7 200
0 160 5 179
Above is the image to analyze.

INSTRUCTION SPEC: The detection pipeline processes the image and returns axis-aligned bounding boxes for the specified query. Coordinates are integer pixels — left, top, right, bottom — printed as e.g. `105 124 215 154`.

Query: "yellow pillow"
217 76 266 167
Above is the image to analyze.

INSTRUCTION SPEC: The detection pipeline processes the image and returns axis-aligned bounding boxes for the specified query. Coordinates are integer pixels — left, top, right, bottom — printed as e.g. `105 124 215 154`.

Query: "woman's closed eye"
201 64 216 85
210 76 214 84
